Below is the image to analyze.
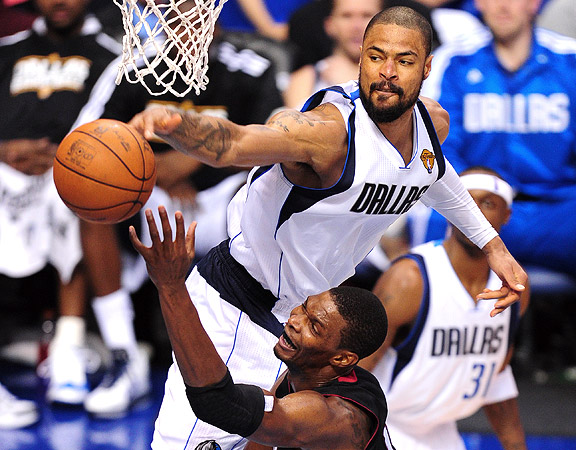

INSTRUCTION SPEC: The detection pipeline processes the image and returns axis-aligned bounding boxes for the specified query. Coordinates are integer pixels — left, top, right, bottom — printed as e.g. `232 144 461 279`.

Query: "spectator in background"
361 167 529 450
419 0 576 277
288 0 439 71
71 4 284 418
283 0 384 109
0 0 119 426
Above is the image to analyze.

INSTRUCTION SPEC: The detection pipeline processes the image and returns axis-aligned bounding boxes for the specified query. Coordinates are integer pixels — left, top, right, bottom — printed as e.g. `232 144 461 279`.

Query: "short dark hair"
329 286 388 360
364 6 432 56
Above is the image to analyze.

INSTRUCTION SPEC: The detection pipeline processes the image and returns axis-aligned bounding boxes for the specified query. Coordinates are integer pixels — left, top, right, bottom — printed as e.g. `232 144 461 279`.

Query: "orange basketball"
53 119 157 224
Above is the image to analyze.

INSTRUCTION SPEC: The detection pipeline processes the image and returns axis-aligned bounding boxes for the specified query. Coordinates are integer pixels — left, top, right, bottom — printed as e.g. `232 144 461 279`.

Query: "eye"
310 321 319 335
480 199 497 209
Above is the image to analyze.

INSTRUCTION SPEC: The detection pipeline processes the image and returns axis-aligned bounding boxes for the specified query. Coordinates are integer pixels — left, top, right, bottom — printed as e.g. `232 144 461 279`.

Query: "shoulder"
0 29 32 48
424 32 491 99
535 27 576 56
419 97 449 143
374 255 424 309
431 30 493 64
382 256 424 288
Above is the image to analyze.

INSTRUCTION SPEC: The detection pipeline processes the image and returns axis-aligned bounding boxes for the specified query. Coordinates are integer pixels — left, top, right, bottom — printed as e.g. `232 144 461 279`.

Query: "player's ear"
331 350 359 369
423 54 433 80
503 206 511 225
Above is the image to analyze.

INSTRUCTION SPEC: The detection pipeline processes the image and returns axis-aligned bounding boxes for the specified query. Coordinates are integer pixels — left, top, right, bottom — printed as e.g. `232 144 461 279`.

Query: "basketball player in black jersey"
130 206 391 450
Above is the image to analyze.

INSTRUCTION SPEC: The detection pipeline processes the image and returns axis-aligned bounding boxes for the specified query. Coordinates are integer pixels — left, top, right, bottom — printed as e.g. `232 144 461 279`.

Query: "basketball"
53 119 157 224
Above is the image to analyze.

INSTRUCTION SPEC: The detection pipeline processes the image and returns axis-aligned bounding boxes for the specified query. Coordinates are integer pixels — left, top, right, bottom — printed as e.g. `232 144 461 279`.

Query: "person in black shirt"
0 0 119 422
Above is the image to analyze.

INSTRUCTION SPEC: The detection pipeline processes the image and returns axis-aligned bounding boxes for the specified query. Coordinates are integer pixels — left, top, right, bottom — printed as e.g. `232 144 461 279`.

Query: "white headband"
460 173 514 206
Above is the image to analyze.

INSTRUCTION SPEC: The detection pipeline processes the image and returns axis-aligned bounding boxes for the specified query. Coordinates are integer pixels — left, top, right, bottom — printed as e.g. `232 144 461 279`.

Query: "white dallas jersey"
372 240 520 435
228 81 447 322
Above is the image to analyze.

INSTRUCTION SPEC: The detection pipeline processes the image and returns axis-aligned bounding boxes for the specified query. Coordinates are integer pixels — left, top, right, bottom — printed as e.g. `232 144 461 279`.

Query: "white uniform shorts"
152 266 285 450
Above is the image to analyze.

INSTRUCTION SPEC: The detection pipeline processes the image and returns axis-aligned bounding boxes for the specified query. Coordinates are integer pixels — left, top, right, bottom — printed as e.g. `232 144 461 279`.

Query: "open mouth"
281 331 296 350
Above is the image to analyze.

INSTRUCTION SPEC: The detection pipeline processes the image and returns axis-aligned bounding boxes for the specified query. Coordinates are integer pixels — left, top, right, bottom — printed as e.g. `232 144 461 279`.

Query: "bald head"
364 6 432 56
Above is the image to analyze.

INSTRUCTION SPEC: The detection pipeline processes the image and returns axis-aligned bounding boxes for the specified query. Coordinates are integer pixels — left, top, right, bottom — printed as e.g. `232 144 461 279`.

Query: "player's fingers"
477 285 509 301
174 210 185 243
490 293 519 317
185 221 197 259
157 206 172 243
128 225 146 255
493 289 521 309
145 208 161 245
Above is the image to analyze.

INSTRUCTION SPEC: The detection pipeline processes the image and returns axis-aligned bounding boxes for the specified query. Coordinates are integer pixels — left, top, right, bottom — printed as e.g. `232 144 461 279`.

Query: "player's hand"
129 206 196 290
480 237 527 317
0 138 57 175
129 107 183 141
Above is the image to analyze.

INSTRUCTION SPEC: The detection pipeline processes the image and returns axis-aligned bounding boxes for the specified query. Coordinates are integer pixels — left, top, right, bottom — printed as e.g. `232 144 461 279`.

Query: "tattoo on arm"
172 113 233 162
339 399 371 448
268 110 317 133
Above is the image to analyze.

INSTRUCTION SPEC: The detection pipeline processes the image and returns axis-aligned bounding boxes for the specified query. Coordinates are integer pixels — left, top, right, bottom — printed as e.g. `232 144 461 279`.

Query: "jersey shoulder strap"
416 100 446 180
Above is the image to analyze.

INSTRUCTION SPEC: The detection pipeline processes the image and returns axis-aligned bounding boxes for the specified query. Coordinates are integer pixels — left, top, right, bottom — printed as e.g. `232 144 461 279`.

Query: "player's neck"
443 238 490 300
287 367 342 392
493 27 533 72
377 110 414 165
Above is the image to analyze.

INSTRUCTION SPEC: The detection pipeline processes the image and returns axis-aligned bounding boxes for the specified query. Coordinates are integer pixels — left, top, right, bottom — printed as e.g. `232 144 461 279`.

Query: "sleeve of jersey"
484 365 519 404
420 160 498 249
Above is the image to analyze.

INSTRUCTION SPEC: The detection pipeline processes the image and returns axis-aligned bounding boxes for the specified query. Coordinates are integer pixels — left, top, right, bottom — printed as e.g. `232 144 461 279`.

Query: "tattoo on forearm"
174 113 233 161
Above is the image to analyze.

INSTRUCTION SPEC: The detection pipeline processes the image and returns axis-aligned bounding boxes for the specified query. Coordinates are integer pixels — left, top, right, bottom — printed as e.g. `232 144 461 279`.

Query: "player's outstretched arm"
129 207 228 387
129 105 347 172
479 236 527 317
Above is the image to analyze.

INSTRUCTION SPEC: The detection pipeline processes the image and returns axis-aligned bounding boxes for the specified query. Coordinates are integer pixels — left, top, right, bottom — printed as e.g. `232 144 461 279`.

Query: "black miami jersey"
275 367 390 450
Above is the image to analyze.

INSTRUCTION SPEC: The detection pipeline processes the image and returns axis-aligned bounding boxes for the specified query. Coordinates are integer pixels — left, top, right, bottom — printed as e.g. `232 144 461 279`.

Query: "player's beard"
358 73 422 124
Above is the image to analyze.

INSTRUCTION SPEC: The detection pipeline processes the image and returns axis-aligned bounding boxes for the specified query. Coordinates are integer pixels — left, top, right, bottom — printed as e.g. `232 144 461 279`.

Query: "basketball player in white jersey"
130 7 527 449
361 167 529 450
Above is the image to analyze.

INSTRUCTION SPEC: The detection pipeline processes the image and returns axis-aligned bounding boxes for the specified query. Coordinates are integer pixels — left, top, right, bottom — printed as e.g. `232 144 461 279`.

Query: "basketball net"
113 0 228 97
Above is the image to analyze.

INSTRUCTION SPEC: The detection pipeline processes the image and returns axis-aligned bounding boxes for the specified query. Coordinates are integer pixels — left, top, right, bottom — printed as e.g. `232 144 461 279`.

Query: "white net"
113 0 228 97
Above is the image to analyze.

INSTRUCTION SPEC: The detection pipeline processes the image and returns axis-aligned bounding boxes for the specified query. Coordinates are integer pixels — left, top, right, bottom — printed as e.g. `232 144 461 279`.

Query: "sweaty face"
273 292 347 373
358 23 431 123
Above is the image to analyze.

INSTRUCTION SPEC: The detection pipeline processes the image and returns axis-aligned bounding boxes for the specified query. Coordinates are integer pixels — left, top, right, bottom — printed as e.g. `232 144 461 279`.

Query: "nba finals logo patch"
195 440 222 450
420 149 435 174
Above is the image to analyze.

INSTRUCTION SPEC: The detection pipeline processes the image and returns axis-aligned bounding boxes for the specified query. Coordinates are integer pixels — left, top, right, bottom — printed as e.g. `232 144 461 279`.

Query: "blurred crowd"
0 0 575 437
